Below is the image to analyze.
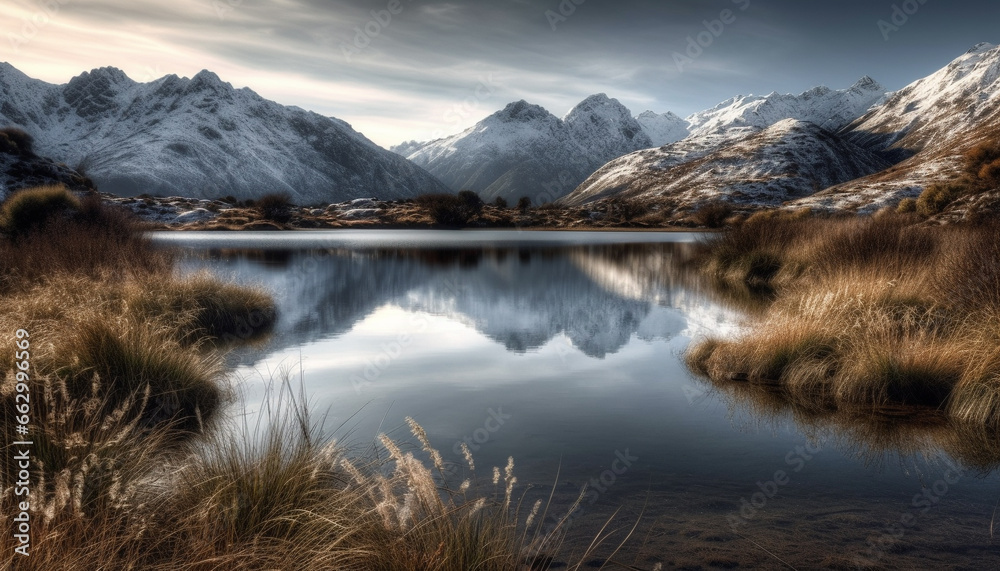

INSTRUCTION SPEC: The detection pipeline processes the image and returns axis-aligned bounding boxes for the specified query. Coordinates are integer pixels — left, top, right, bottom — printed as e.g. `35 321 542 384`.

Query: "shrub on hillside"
416 192 483 227
965 142 1000 183
897 197 918 213
255 193 294 223
516 196 532 212
0 127 34 156
693 201 734 228
978 156 1000 189
916 183 964 217
606 197 646 222
0 184 80 237
493 196 508 208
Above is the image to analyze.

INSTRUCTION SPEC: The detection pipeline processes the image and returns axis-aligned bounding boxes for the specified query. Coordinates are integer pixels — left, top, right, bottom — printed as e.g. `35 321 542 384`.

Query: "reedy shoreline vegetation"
0 186 602 569
686 210 1000 433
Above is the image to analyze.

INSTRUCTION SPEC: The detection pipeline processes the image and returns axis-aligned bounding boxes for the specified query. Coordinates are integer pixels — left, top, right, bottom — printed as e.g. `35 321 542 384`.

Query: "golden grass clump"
0 186 601 569
0 185 80 237
2 371 580 569
687 212 1000 427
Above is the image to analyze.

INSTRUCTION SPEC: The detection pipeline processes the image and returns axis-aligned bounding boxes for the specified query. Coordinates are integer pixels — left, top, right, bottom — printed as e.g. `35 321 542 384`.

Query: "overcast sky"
1 0 997 147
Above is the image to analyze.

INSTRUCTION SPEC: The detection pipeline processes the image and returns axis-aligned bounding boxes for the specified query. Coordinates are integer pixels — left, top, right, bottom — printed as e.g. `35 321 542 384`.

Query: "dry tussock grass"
688 212 1000 428
0 188 608 569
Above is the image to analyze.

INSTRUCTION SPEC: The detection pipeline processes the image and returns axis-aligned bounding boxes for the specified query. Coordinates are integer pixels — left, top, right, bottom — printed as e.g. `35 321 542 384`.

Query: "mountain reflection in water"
167 233 1000 568
179 242 741 362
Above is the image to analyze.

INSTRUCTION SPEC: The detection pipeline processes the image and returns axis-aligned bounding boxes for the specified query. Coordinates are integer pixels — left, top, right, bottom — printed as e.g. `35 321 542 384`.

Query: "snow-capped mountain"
793 43 1000 211
557 77 889 208
635 111 690 147
562 119 891 208
685 77 886 138
392 94 655 203
0 64 449 202
846 44 999 152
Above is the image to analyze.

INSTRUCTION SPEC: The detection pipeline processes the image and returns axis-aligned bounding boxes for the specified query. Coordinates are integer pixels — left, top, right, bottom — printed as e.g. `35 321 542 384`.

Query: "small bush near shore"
0 194 169 293
416 192 485 227
255 192 294 223
686 212 1000 427
692 200 734 228
0 184 80 237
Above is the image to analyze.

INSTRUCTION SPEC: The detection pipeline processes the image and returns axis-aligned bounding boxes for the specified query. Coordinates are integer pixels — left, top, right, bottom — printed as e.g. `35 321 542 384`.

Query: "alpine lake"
154 230 1000 570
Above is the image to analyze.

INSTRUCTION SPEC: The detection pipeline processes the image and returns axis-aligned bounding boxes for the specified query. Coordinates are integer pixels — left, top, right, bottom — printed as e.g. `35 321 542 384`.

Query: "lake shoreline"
100 192 721 232
687 211 1000 434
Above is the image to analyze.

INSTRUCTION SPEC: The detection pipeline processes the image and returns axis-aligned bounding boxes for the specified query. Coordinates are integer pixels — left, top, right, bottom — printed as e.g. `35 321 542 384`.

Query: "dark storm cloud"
1 0 997 145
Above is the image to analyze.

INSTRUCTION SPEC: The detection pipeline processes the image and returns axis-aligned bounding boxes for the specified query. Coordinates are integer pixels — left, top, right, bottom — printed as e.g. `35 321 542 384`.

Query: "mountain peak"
686 78 887 138
564 93 633 124
492 100 553 123
967 42 995 54
567 93 621 113
577 93 612 105
0 62 450 202
72 66 133 86
635 110 690 146
192 69 222 82
189 69 232 89
851 75 883 91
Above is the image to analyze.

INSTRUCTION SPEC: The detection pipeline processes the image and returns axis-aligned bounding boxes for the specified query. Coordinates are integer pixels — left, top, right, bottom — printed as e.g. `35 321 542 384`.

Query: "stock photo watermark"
428 73 500 141
212 0 244 21
539 448 639 549
877 0 929 41
545 0 586 31
7 0 74 55
854 458 965 567
672 0 751 73
11 328 33 557
351 272 463 394
451 407 511 456
431 407 513 487
340 0 415 62
726 439 823 531
349 313 428 394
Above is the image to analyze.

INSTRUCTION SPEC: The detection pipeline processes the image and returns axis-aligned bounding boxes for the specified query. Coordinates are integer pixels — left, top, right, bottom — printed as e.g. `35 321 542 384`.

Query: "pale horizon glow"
1 0 997 148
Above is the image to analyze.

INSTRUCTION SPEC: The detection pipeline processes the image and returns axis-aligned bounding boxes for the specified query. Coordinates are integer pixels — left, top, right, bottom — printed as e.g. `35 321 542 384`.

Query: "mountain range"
392 94 657 204
562 44 1000 211
793 42 1000 211
2 42 998 214
0 64 449 203
394 76 889 208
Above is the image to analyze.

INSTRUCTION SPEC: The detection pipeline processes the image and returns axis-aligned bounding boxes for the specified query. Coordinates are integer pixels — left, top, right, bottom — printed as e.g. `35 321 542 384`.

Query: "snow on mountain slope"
392 94 654 203
845 43 1000 152
561 119 892 208
0 140 94 202
685 77 887 137
635 111 690 146
556 77 888 208
0 64 449 202
791 43 1000 211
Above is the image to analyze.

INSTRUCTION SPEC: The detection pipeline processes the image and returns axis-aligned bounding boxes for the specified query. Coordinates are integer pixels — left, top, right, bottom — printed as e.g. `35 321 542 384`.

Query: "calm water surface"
156 230 1000 569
